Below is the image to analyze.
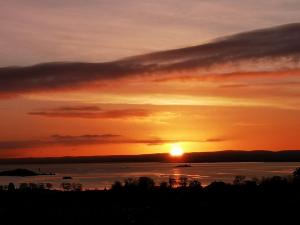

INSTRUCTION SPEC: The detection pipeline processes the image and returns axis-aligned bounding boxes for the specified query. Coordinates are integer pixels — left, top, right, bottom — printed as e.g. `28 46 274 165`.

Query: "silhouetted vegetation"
1 168 300 224
61 182 83 191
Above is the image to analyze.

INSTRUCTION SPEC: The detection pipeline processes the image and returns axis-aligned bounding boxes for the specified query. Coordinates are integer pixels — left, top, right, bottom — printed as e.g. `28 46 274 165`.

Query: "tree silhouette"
160 181 169 190
137 177 155 190
111 181 123 191
8 182 15 191
19 183 29 190
293 167 300 182
179 176 188 188
233 175 246 185
189 179 202 189
168 177 177 188
61 183 72 191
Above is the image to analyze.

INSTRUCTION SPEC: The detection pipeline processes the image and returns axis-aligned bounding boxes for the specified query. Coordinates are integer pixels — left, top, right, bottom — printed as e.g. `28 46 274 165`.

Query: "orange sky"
1 64 300 157
1 2 300 158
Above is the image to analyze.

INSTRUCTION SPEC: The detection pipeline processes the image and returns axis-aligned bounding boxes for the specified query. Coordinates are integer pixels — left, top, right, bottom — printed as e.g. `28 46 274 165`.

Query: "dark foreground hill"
1 150 300 164
1 188 298 225
2 170 300 225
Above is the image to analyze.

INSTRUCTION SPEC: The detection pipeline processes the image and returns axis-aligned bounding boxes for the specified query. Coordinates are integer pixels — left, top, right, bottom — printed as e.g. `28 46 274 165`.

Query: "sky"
1 0 300 158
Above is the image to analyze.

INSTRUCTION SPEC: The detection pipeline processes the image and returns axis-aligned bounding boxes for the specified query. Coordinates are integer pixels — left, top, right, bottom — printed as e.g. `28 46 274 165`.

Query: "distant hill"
0 168 55 176
1 150 300 164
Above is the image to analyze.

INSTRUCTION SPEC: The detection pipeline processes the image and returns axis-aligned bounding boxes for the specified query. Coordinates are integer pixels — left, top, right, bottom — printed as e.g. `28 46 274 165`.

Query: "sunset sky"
1 0 300 158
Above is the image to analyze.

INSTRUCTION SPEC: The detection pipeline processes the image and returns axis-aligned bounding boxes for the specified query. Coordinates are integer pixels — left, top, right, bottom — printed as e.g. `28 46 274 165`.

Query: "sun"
169 144 184 157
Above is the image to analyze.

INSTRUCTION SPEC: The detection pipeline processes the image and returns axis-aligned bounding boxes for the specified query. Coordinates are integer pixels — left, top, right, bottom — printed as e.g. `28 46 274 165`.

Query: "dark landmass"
1 150 300 164
1 168 300 225
175 163 192 168
0 168 55 176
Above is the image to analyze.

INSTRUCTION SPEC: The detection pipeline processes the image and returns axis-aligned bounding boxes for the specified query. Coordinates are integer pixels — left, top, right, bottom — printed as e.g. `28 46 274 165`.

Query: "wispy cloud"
1 23 300 97
0 134 227 150
151 68 300 82
28 106 152 119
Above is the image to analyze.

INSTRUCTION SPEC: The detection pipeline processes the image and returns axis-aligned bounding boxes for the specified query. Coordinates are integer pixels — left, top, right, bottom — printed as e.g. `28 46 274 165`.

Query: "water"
0 162 299 190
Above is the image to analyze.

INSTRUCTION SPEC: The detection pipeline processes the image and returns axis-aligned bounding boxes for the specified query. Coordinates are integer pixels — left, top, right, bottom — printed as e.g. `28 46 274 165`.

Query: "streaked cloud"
2 0 300 67
0 134 227 150
0 23 300 97
28 105 152 119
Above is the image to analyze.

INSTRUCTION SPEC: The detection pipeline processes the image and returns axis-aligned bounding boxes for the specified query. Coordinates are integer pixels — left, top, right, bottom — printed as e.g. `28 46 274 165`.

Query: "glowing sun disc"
170 144 184 157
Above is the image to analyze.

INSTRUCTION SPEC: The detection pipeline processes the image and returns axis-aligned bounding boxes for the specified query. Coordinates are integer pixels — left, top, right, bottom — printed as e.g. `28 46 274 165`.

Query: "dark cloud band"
1 23 300 96
0 134 227 150
28 106 152 119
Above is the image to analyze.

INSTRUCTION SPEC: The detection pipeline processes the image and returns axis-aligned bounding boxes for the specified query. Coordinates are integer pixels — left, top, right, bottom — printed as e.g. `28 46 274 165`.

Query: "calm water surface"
0 162 299 189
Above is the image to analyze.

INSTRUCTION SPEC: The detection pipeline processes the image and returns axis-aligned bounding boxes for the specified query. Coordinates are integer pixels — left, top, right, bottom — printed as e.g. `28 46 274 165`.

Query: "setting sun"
170 144 184 157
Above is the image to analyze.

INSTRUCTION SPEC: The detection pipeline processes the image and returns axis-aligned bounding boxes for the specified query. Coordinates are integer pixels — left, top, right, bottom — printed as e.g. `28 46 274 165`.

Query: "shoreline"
1 150 300 164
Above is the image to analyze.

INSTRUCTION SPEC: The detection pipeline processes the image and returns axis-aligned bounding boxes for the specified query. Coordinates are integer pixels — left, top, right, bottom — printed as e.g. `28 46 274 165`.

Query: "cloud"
203 138 226 142
0 134 120 150
28 106 152 119
1 23 300 97
151 68 300 82
51 134 122 140
49 106 102 111
0 134 227 150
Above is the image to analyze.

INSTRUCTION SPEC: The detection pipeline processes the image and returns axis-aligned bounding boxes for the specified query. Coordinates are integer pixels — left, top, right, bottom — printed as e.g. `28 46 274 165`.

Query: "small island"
175 164 192 168
0 169 55 177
